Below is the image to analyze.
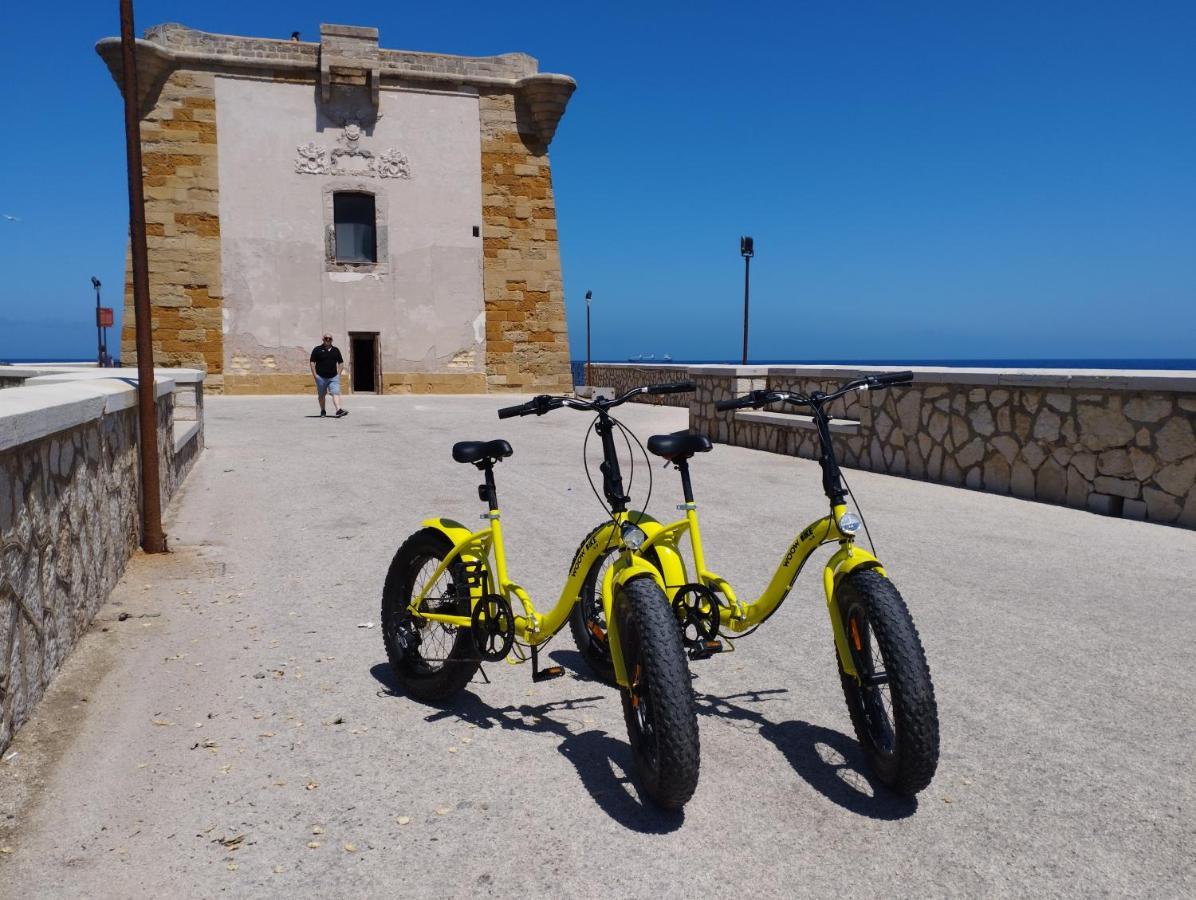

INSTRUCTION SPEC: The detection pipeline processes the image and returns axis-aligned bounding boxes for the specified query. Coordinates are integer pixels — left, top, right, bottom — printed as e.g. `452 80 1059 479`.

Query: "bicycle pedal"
532 665 565 683
687 640 724 661
530 642 565 683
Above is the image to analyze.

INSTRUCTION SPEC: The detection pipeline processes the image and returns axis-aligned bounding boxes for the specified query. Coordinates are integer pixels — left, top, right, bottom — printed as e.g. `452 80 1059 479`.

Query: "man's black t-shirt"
310 344 343 378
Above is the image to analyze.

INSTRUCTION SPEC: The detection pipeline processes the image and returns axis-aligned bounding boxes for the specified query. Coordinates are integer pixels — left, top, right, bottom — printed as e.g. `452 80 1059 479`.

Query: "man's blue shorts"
315 374 341 397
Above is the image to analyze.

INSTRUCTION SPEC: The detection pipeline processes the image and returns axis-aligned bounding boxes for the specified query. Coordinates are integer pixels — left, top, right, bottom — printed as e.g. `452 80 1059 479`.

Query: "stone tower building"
96 23 575 394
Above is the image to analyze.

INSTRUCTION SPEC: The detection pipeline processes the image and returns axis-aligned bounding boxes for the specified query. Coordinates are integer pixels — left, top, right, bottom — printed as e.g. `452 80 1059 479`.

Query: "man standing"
309 333 348 418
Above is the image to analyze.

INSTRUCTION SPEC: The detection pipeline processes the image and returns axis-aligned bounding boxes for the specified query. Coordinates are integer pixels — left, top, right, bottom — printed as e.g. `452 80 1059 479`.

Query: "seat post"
478 463 499 512
677 458 696 504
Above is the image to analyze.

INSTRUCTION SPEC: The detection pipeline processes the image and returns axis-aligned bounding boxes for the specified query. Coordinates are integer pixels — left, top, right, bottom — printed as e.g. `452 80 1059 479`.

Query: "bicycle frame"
405 380 693 690
640 501 883 679
635 375 914 681
407 510 662 689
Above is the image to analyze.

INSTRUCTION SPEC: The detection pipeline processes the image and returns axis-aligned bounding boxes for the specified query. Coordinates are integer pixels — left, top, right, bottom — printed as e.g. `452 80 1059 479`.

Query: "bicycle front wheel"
616 575 700 810
834 569 939 795
569 527 664 686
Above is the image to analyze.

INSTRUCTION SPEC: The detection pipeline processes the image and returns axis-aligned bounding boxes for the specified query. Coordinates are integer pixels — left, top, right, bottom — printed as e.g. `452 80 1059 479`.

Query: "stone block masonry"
0 370 204 754
593 364 1196 529
120 71 224 389
584 364 691 406
479 92 572 392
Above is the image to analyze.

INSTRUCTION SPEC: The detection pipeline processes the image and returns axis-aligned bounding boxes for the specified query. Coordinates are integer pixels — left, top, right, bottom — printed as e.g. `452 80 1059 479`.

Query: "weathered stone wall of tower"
479 92 572 392
119 71 225 391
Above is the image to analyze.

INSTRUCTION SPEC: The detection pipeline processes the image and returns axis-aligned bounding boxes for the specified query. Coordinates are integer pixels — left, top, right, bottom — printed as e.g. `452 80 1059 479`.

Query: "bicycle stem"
594 411 630 513
807 395 849 507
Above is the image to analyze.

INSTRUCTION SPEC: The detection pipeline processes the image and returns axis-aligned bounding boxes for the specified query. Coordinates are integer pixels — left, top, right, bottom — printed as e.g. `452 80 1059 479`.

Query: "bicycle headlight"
837 511 863 536
620 522 647 550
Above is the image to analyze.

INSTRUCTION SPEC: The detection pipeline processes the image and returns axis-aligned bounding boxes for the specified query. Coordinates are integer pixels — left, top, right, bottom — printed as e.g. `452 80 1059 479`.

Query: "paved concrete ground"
2 395 1194 898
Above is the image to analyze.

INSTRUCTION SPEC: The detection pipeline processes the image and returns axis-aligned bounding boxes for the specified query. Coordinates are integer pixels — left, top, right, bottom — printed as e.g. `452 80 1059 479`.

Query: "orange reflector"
850 618 862 652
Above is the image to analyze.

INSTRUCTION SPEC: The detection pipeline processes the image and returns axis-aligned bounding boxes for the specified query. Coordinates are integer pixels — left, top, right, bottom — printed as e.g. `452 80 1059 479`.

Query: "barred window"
333 192 377 263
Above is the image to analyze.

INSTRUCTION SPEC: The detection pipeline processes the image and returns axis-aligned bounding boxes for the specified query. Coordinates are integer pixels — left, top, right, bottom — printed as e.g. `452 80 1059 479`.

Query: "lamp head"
585 290 592 304
740 236 754 258
90 276 101 289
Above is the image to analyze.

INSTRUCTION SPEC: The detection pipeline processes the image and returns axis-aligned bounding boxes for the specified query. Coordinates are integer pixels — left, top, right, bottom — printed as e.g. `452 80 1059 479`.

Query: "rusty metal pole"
119 0 167 553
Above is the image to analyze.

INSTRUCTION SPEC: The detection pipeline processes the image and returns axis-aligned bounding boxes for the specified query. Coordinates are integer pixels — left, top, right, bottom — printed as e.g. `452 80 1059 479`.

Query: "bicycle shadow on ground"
696 688 917 821
369 663 684 834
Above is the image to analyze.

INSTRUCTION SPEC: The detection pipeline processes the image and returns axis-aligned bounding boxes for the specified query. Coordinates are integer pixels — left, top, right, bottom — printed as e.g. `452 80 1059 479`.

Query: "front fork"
599 550 668 689
823 544 887 681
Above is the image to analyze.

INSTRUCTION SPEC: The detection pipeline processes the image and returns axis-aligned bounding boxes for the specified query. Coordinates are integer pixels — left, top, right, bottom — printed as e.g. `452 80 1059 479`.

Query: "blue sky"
1 1 1193 362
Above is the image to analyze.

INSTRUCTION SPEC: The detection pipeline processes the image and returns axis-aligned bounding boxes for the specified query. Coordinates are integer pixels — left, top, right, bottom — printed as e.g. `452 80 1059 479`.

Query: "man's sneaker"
320 410 327 417
336 409 348 418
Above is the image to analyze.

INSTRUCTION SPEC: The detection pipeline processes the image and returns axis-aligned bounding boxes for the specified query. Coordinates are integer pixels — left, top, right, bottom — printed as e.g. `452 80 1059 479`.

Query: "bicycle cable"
580 411 654 534
581 418 620 556
838 466 877 556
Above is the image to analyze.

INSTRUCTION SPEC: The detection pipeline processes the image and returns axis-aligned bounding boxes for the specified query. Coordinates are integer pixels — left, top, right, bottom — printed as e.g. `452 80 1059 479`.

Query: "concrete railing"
590 363 1196 529
0 367 204 754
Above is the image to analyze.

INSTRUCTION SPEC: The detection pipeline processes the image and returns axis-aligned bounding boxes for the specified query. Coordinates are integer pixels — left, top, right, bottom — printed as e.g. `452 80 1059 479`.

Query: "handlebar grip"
873 370 914 386
645 380 696 395
715 395 753 412
497 402 532 419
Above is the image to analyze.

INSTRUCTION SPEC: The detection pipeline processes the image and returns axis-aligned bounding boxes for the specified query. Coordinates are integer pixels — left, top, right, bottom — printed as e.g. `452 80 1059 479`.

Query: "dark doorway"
349 332 379 393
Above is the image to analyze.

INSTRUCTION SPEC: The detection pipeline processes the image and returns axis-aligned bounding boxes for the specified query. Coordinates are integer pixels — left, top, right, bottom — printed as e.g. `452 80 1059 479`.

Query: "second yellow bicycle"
570 371 941 796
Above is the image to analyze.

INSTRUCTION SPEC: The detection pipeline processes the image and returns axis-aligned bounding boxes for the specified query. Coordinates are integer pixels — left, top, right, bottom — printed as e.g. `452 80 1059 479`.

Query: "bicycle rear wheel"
381 528 480 702
569 529 663 686
834 569 939 795
616 576 700 810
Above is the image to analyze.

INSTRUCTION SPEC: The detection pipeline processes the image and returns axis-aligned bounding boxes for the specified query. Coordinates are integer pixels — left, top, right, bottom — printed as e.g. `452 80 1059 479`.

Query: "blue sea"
572 358 1196 384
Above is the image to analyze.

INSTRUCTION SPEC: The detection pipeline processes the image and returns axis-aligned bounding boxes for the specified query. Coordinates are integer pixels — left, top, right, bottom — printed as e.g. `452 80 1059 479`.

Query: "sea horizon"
8 356 1196 372
592 357 1196 370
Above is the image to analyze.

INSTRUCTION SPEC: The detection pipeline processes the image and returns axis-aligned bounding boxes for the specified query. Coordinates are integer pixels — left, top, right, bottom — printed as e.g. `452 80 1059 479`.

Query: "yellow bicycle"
381 382 701 809
569 371 940 796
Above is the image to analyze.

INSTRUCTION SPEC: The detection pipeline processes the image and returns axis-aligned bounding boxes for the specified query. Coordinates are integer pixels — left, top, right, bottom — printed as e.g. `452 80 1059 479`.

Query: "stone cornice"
95 23 576 145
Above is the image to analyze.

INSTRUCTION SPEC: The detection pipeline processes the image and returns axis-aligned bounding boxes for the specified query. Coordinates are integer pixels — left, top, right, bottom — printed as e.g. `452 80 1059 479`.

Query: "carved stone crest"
294 119 410 180
294 141 329 175
378 148 410 179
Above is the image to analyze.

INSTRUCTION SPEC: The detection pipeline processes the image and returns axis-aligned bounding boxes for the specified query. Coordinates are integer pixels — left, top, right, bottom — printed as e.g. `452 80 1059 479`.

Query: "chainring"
470 593 515 661
671 583 722 644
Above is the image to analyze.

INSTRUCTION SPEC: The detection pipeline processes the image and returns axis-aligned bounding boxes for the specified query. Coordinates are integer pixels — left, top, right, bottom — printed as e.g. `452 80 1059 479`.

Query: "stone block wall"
0 374 202 754
120 70 224 388
479 91 572 393
585 364 692 406
590 365 1196 529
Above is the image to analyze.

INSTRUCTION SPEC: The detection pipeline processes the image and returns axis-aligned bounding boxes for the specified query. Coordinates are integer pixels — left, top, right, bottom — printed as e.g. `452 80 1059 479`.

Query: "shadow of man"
369 662 684 833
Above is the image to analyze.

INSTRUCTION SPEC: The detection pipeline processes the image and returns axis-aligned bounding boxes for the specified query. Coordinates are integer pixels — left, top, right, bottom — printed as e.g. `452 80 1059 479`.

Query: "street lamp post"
91 276 105 367
585 290 592 387
740 236 754 365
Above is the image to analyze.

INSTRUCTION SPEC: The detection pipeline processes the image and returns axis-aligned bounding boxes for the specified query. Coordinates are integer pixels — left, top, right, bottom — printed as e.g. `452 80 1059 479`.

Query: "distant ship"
627 353 673 362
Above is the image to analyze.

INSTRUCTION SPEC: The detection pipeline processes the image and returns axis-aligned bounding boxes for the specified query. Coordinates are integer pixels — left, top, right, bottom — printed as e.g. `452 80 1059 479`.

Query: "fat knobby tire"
381 528 479 702
835 569 939 795
568 526 666 687
618 576 700 810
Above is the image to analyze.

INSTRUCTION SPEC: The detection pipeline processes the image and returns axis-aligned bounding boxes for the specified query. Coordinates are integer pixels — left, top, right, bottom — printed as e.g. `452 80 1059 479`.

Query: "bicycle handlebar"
871 370 913 386
715 390 769 412
714 370 915 413
645 380 696 395
497 381 695 420
497 395 563 419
